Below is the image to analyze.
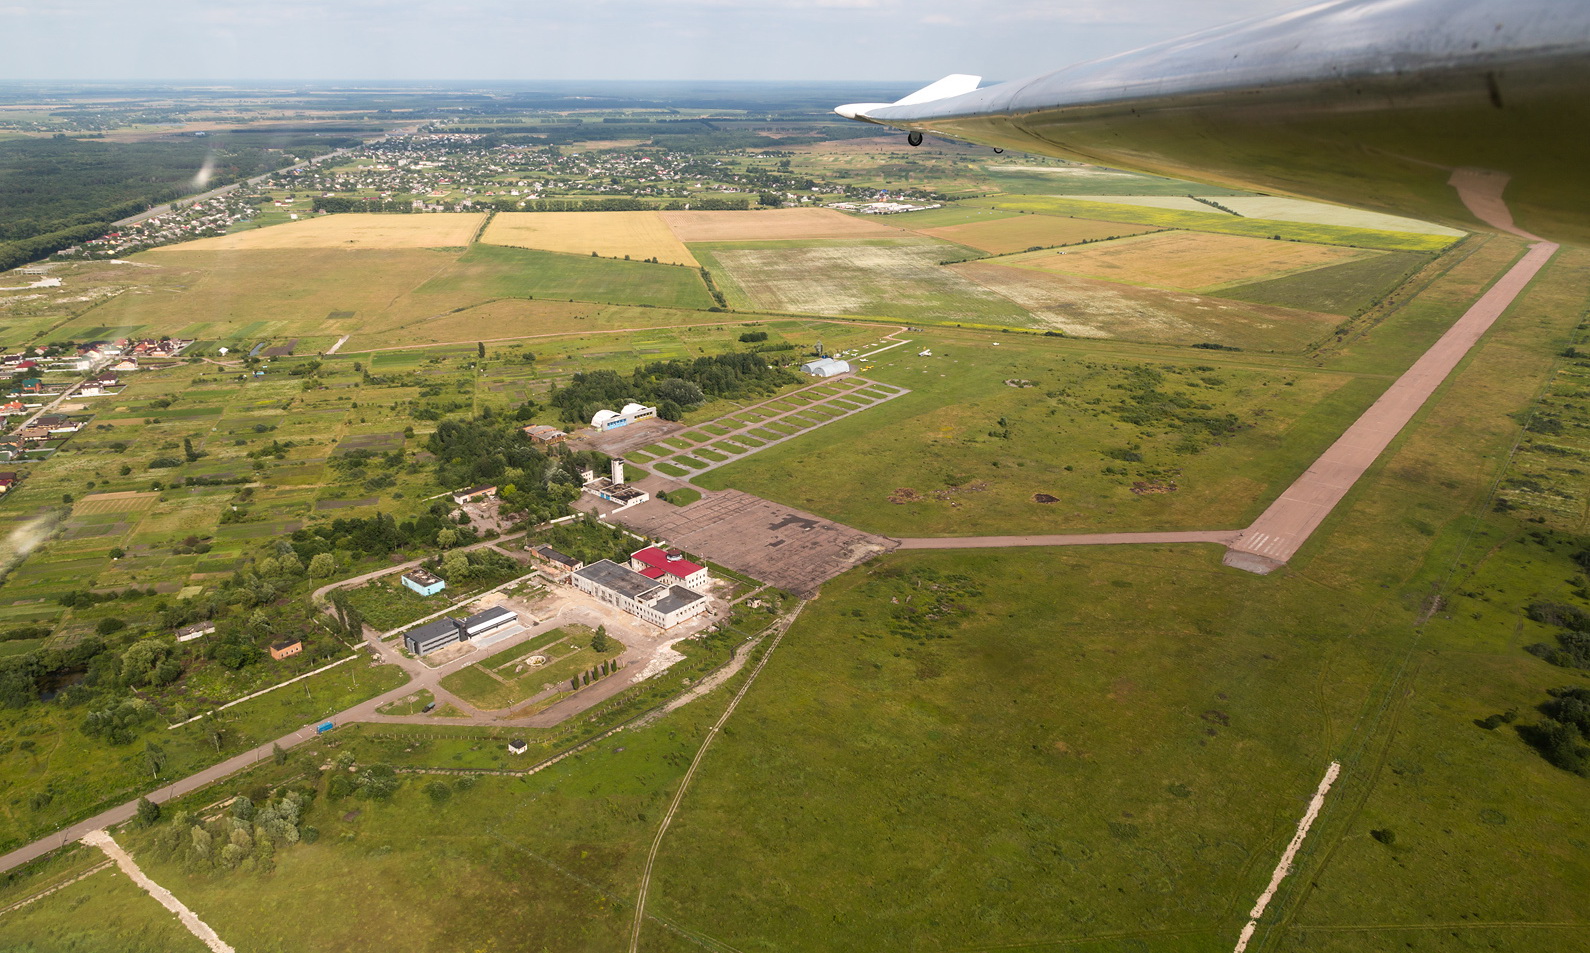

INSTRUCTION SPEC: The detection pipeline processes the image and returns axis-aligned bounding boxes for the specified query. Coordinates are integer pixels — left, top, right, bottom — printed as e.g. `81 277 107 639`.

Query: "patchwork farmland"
9 125 1587 953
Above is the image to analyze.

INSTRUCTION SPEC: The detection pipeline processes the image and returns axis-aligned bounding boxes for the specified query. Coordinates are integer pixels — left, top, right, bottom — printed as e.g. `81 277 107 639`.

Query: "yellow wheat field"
481 212 698 266
151 213 487 251
1005 230 1373 292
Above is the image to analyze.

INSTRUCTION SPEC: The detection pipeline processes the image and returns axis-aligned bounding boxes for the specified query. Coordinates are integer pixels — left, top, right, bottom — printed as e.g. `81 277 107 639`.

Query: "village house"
452 484 497 504
269 638 303 661
401 568 446 597
175 621 216 642
35 415 82 434
530 545 584 581
522 424 568 445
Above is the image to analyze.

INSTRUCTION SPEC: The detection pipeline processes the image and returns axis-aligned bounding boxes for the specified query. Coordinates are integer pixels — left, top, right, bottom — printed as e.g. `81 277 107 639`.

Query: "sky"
0 0 1309 83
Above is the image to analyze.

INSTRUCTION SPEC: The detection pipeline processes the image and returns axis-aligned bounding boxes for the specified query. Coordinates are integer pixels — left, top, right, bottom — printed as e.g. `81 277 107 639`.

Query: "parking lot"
606 489 898 597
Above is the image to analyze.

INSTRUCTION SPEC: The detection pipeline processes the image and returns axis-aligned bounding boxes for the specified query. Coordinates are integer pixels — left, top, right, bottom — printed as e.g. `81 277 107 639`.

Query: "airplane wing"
836 0 1590 243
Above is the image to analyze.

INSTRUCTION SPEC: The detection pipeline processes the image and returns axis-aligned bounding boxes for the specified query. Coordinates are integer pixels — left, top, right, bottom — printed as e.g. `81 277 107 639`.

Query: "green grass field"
698 331 1377 536
418 244 714 310
1220 250 1434 316
0 865 212 953
984 164 1255 197
439 627 619 710
971 195 1457 252
0 657 405 855
0 151 1586 953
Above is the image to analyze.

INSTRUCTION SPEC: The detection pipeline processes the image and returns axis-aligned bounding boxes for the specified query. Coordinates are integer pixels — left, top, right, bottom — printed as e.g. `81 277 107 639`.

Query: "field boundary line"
82 829 234 953
628 600 806 953
166 652 362 729
1232 761 1341 953
0 859 111 917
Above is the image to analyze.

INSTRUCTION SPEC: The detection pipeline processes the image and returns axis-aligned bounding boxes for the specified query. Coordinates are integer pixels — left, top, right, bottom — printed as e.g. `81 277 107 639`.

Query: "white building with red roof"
629 547 709 590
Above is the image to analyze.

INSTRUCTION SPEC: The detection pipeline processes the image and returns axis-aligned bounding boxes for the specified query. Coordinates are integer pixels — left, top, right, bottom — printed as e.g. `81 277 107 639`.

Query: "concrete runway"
1223 239 1558 572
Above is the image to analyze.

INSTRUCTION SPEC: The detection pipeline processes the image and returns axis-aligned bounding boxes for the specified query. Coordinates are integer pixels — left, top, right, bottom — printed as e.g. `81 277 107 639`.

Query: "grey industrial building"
404 618 465 656
570 559 709 629
461 605 518 639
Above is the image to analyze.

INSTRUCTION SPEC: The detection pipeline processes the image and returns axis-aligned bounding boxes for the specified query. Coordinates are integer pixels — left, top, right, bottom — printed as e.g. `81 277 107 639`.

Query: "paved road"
1224 238 1558 573
0 716 340 875
897 530 1240 550
308 530 527 604
12 355 115 430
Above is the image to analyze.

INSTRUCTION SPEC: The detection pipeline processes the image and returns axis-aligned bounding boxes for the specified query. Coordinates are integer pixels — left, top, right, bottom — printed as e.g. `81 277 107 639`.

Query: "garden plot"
696 240 1031 323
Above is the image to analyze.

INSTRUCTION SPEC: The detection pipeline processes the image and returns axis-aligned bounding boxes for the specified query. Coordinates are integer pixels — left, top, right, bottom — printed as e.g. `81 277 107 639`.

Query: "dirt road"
897 530 1239 550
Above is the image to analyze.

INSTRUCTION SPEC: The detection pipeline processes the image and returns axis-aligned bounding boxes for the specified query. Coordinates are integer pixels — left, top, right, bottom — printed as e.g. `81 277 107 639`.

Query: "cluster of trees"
427 547 521 587
312 196 415 214
571 658 621 690
531 518 637 568
425 416 615 527
1525 601 1590 668
283 504 473 565
551 352 797 425
0 221 117 273
1485 685 1590 776
143 791 315 874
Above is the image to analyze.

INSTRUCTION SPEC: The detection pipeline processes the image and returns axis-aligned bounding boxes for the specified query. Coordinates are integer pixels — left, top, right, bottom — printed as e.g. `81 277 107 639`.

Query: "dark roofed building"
404 618 463 656
461 605 518 639
531 545 584 580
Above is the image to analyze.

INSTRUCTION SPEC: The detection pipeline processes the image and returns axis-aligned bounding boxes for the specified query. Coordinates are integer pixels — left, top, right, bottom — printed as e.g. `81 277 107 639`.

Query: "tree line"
550 352 797 425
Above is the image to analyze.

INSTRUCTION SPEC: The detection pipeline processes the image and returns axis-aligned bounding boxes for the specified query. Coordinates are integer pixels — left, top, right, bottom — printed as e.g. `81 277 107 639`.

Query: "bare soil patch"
567 416 684 455
607 490 897 597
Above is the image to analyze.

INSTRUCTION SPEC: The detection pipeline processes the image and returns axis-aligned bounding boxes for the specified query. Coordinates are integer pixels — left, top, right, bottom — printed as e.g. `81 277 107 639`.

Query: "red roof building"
629 547 709 590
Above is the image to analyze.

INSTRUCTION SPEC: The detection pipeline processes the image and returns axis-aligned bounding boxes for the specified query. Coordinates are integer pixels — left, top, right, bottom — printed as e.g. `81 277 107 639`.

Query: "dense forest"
0 133 360 270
